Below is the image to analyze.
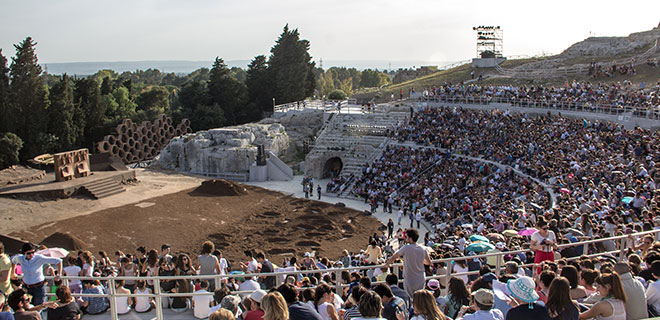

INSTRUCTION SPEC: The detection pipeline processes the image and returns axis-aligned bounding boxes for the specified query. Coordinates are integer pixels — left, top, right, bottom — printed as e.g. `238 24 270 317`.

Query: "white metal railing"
41 229 660 320
273 100 349 113
187 171 249 181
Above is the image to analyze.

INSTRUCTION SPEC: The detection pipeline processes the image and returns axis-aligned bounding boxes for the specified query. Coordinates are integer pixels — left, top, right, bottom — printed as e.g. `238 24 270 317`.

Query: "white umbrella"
36 247 69 258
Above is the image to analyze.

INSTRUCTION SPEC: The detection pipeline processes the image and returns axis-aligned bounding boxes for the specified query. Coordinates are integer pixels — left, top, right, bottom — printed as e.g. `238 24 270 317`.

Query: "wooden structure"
53 148 90 182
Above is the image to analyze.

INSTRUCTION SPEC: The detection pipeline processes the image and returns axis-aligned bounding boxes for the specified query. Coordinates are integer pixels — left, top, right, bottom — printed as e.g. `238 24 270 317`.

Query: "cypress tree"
47 75 77 151
73 77 104 147
9 37 49 159
246 55 272 113
0 50 10 134
268 24 315 104
207 57 248 125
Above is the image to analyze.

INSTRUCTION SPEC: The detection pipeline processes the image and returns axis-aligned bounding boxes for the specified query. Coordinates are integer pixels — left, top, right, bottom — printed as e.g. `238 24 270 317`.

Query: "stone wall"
152 123 289 175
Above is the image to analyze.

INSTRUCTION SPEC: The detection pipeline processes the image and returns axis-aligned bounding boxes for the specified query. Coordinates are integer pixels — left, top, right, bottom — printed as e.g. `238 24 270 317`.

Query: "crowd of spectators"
588 60 637 78
416 81 660 114
326 174 354 195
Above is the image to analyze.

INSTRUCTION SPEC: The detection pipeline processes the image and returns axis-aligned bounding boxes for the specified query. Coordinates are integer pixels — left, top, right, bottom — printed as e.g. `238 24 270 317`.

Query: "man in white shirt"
615 263 647 320
238 278 261 298
192 280 213 319
645 261 660 315
216 251 229 275
240 250 259 273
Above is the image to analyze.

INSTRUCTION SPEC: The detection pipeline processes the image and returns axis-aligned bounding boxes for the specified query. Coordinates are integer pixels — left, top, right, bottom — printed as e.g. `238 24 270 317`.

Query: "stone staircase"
81 178 126 199
304 109 409 179
340 136 387 177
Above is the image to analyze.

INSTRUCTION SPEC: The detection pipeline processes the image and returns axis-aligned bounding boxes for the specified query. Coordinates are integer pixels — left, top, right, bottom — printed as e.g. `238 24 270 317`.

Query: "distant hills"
40 59 456 75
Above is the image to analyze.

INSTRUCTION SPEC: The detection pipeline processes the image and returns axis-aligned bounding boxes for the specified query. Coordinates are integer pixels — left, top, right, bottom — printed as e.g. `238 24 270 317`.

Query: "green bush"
0 132 23 169
327 89 347 100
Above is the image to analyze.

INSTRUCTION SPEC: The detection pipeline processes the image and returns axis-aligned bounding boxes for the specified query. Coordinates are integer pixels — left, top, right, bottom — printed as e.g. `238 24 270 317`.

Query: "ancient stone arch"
322 157 343 178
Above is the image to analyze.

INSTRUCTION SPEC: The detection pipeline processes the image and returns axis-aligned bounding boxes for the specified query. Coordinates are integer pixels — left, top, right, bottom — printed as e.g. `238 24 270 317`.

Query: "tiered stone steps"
81 177 125 199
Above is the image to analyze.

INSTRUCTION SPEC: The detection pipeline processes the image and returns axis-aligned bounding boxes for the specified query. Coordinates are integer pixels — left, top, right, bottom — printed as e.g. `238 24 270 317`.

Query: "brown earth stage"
11 180 382 266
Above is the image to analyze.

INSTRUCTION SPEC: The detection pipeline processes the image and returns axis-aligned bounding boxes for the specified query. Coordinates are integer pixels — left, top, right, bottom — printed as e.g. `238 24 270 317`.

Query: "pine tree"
268 25 315 104
47 75 77 151
9 37 49 159
246 55 272 113
207 57 248 125
0 49 10 133
74 77 104 147
100 76 113 95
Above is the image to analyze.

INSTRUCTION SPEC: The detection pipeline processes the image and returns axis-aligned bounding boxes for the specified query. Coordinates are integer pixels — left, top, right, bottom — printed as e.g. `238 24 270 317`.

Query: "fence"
186 171 249 182
42 229 660 320
273 100 349 113
420 94 660 120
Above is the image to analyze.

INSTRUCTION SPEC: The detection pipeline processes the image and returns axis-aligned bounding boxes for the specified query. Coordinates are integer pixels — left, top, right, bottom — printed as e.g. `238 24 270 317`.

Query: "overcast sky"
1 0 658 65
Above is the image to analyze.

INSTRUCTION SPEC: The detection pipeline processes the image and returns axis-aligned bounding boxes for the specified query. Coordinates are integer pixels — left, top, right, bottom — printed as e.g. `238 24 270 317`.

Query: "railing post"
394 264 401 282
495 253 502 276
619 237 627 260
583 243 589 256
334 269 343 296
276 271 283 289
154 277 163 320
108 278 119 320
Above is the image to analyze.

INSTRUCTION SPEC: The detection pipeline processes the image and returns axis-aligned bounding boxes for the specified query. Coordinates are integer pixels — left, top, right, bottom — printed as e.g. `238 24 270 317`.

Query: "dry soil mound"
40 232 86 251
194 179 248 196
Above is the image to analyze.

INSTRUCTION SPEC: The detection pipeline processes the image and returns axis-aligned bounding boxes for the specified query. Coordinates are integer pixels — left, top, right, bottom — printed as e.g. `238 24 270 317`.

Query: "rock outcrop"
560 27 660 58
153 124 289 175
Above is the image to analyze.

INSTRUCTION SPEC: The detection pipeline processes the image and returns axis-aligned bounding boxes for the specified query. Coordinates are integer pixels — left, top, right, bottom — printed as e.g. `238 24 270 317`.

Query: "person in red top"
244 289 266 320
530 218 557 274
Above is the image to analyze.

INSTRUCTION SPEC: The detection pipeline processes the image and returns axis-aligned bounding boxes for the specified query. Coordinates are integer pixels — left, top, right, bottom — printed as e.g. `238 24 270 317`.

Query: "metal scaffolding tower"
473 26 503 58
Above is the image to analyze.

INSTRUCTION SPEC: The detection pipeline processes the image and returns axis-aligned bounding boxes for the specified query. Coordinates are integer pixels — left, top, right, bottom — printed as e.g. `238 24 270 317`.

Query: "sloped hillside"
354 26 660 102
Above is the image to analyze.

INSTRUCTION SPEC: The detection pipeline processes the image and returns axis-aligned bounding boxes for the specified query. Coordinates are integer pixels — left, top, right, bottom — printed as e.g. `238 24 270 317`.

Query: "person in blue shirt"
11 243 62 306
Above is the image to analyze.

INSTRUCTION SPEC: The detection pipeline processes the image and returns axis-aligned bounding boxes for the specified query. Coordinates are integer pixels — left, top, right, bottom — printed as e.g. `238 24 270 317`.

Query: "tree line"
0 25 316 168
316 67 391 99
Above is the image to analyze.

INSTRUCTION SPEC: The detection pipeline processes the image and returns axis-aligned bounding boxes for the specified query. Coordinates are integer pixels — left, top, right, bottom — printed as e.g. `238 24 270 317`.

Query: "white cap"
249 289 267 303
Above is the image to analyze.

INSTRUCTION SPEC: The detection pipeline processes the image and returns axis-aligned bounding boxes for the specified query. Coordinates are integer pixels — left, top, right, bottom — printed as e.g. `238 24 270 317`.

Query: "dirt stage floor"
5 171 383 265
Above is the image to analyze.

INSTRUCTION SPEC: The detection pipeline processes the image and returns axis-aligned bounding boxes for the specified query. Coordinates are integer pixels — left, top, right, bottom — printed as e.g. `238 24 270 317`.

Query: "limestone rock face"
153 124 289 174
560 28 660 58
271 111 323 152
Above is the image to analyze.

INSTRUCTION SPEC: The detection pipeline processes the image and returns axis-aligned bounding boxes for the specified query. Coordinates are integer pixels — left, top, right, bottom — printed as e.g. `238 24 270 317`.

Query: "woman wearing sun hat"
505 276 551 320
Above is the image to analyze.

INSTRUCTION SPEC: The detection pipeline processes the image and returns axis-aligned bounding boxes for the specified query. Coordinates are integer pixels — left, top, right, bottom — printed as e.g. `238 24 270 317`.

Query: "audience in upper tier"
414 81 660 115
